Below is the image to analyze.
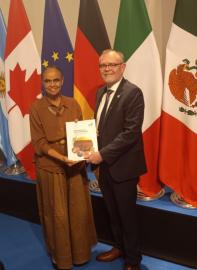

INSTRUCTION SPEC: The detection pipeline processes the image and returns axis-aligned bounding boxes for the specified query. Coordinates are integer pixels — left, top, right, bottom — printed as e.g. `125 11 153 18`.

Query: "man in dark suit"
86 49 147 270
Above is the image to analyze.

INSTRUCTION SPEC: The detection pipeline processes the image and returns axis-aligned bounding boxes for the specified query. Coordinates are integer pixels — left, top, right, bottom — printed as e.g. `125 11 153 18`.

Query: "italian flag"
114 0 163 196
5 0 41 179
159 0 197 206
74 0 110 120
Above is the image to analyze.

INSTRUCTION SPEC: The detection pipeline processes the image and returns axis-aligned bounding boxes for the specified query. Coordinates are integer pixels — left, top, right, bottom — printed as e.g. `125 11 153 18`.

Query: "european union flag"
41 0 74 97
0 9 17 166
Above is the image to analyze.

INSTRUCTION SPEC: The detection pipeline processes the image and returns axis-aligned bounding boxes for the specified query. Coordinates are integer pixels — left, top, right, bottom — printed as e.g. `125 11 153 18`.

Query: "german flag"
74 0 111 119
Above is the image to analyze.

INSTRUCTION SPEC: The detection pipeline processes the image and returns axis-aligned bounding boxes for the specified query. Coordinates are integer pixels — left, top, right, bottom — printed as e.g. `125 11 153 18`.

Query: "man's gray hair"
100 49 125 63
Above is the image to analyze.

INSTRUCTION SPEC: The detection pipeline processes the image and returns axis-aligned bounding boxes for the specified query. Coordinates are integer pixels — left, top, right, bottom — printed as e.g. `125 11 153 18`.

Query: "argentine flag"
0 9 16 166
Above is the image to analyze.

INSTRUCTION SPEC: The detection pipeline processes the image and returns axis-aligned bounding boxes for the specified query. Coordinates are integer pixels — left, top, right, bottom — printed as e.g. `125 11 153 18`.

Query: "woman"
29 66 97 270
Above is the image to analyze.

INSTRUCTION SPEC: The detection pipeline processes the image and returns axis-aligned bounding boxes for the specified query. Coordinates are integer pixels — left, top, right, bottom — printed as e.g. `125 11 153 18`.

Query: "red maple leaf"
9 63 41 116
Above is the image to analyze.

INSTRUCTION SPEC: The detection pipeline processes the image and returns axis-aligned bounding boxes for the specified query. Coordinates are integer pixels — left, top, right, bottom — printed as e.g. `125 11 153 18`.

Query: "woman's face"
42 67 64 98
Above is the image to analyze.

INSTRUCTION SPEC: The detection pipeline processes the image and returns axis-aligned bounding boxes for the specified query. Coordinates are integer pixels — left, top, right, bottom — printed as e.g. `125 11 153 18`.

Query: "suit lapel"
95 86 106 117
95 78 126 129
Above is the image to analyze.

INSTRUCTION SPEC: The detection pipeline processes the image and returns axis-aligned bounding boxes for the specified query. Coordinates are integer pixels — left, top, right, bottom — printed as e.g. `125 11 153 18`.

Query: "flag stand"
170 192 197 209
137 185 165 201
89 180 166 201
4 162 25 175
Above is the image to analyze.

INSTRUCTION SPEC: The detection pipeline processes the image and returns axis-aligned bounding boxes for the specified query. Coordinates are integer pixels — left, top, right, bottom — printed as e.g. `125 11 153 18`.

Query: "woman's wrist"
62 156 68 163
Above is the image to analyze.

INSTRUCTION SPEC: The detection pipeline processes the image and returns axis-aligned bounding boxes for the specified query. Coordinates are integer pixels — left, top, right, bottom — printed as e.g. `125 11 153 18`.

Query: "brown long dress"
30 96 97 269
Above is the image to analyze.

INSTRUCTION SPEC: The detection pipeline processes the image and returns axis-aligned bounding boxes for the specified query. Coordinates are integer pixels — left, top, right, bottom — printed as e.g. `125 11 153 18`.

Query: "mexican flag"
114 0 163 196
159 0 197 206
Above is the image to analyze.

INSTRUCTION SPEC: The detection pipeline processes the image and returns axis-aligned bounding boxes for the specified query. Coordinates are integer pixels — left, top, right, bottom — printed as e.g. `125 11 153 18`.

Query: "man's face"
99 51 126 87
42 68 64 98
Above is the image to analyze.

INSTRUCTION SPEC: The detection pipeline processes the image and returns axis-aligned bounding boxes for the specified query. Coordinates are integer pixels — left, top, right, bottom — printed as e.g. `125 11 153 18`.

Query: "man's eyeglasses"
43 78 61 85
99 63 123 69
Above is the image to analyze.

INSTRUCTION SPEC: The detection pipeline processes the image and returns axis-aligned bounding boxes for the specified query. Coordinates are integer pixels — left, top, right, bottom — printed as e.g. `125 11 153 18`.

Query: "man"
86 49 147 270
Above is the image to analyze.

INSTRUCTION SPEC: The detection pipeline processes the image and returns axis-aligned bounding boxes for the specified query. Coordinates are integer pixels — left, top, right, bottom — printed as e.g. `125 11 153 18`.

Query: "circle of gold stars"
42 51 73 68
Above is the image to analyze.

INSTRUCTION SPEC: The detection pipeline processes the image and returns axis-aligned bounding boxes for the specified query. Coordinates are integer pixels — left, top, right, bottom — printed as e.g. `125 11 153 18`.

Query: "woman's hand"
62 155 81 167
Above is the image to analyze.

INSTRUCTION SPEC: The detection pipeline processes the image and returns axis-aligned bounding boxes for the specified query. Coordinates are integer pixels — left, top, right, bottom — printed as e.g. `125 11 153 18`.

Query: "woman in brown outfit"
29 66 97 270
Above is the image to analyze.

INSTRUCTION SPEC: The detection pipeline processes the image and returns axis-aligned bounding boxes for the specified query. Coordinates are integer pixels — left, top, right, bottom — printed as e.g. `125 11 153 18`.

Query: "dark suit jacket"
96 78 147 182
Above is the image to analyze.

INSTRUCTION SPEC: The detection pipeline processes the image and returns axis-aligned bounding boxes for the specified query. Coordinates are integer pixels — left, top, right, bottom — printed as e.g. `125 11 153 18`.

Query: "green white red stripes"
114 0 163 195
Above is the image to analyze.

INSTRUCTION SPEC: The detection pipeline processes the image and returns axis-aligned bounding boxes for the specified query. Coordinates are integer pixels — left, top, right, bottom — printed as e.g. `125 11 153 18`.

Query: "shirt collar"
107 77 123 93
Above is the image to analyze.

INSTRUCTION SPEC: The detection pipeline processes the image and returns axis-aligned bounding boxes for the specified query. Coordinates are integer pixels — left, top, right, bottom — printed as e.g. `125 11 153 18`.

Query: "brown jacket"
30 96 82 173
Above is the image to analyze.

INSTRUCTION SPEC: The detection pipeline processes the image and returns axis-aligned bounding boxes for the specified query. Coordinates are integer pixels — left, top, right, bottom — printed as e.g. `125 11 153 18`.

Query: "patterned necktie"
98 89 113 134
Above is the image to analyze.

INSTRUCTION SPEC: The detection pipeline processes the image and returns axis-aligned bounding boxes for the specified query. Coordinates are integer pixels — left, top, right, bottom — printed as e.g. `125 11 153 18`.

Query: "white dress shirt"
96 78 122 129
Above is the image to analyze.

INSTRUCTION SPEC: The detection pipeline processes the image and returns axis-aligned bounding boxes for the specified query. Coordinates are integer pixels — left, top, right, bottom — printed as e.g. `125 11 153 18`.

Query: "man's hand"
84 151 103 165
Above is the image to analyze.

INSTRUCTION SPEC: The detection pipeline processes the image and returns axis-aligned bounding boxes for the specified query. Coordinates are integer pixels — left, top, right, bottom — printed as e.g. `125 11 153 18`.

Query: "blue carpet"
0 213 195 270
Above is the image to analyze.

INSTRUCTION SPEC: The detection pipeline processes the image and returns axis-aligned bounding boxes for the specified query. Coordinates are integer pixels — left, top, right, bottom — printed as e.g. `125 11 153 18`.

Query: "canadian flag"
5 0 41 179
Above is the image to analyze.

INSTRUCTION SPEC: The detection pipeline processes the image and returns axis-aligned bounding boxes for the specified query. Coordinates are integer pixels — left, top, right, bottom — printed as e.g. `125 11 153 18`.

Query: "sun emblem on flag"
0 72 6 97
168 59 197 116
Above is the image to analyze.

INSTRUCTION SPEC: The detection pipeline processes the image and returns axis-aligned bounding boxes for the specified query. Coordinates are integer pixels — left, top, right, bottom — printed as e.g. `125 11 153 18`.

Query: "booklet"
65 119 98 161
